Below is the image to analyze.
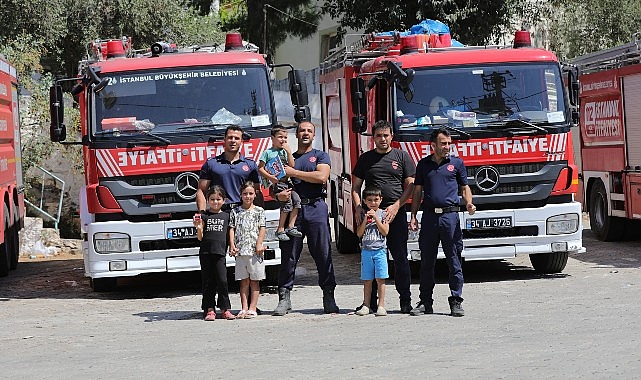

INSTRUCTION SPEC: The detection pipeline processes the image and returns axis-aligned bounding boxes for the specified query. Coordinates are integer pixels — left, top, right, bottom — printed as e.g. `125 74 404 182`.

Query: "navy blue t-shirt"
414 155 467 209
199 153 259 204
292 149 330 198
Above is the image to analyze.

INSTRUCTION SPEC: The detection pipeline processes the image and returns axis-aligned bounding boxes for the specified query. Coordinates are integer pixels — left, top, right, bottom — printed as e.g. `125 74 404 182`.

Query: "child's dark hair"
271 124 288 136
363 185 382 199
240 180 256 192
206 185 227 200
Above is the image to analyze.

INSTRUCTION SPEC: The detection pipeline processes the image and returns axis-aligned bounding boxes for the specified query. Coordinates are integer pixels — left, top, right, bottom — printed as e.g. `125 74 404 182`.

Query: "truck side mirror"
288 69 310 122
567 68 579 107
350 77 367 134
564 66 580 126
288 69 309 107
49 85 67 142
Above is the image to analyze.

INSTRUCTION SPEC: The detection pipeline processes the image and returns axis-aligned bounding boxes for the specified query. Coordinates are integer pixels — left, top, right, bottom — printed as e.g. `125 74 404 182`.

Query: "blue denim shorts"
361 247 389 280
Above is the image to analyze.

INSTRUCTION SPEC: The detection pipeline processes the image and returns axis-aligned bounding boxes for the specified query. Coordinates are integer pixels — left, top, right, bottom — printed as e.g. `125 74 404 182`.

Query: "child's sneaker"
276 231 290 241
355 304 370 316
285 227 302 237
374 306 387 316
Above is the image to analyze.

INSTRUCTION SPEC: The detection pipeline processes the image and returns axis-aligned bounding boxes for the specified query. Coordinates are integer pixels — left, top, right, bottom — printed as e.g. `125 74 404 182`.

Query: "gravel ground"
1 216 640 378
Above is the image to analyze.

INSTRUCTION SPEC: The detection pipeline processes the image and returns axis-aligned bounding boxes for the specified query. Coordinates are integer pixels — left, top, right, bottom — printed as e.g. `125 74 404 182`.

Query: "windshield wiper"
176 122 234 130
412 121 472 140
483 118 548 135
94 129 171 146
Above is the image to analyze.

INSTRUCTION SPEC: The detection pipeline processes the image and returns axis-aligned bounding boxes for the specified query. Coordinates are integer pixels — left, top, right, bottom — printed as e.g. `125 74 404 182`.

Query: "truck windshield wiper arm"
94 128 171 145
483 118 549 134
176 122 233 130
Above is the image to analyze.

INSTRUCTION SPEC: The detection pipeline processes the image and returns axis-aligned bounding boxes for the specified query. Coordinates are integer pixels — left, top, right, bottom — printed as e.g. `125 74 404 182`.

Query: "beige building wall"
272 14 363 80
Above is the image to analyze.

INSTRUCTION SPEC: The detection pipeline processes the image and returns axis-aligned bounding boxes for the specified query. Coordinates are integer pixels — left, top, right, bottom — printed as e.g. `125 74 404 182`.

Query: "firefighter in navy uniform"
409 128 476 317
272 121 339 315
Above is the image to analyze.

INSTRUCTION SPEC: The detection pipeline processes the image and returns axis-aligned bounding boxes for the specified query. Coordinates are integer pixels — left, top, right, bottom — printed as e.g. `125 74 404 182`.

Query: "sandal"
204 310 216 321
236 310 247 319
244 310 257 319
221 309 236 320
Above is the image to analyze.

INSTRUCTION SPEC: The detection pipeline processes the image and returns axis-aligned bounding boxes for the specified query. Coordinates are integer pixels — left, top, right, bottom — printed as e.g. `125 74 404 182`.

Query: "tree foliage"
545 0 641 60
321 0 517 45
0 0 225 185
220 0 320 57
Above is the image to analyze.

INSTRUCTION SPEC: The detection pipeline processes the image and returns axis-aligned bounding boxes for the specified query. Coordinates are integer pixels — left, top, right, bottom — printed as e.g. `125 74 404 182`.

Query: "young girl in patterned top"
229 181 266 319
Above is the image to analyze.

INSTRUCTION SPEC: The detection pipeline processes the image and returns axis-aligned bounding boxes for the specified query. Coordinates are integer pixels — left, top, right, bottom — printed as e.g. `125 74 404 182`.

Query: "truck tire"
589 180 624 241
334 218 360 254
90 277 117 292
0 204 11 276
529 252 568 273
9 223 19 270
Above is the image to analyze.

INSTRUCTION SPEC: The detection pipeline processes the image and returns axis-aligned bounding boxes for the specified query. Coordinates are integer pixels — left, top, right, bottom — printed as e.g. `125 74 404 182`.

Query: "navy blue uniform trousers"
418 212 464 304
278 200 336 291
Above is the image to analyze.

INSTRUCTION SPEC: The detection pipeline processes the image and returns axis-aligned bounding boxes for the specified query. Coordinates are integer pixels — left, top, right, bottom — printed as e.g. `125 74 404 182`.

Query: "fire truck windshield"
394 63 568 131
92 65 273 138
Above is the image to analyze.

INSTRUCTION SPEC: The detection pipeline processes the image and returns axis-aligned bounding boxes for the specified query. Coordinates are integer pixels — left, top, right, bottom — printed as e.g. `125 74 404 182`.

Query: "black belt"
428 205 460 214
300 197 324 205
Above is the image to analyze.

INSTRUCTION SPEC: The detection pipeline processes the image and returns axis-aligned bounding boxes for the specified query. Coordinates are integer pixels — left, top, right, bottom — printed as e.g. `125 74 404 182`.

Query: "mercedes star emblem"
175 172 200 200
475 166 500 192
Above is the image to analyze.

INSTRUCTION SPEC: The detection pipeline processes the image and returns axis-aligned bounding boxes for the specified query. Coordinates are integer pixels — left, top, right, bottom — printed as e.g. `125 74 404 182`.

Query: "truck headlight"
94 232 131 253
264 220 279 242
546 214 579 235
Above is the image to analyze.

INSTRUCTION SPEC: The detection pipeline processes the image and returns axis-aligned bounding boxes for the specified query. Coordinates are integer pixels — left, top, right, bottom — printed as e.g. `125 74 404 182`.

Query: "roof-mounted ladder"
571 33 641 73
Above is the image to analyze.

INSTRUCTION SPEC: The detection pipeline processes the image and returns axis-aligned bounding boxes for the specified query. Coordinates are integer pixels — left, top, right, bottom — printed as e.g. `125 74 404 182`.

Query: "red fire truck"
0 55 25 277
572 37 641 241
320 29 583 273
49 34 308 290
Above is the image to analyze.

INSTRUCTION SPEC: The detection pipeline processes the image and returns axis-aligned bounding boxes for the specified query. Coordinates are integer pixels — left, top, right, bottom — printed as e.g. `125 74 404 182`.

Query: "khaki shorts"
234 255 266 281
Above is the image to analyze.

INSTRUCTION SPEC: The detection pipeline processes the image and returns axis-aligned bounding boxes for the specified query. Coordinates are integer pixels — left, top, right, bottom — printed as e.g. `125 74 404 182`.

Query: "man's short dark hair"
225 124 243 137
363 185 382 199
271 124 288 136
430 127 451 143
372 120 392 136
296 121 315 134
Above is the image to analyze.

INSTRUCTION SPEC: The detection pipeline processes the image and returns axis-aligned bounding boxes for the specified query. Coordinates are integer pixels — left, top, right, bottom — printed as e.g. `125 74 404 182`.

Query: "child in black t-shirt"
194 185 235 321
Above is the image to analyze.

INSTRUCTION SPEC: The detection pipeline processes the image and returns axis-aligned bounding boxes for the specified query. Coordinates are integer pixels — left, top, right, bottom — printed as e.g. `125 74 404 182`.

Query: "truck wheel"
334 218 360 254
0 205 11 276
9 223 19 270
529 252 568 274
91 277 117 292
589 180 624 241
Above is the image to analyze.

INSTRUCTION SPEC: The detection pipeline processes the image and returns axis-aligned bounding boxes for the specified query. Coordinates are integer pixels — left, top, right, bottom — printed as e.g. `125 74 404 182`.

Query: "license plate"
466 217 512 229
166 226 197 239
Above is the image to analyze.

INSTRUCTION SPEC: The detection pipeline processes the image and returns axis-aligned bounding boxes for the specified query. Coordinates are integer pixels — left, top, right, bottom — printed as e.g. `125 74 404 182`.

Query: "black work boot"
448 296 464 317
400 299 413 314
409 301 433 316
272 288 291 316
322 289 339 314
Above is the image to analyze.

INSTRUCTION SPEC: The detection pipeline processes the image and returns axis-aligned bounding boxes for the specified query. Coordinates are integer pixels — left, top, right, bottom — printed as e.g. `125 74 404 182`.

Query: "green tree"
220 0 320 58
321 0 517 45
0 0 225 178
545 0 641 60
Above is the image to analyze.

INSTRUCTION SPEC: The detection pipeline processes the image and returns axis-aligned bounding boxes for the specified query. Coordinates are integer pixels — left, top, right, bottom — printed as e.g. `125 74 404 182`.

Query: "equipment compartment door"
623 74 641 169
